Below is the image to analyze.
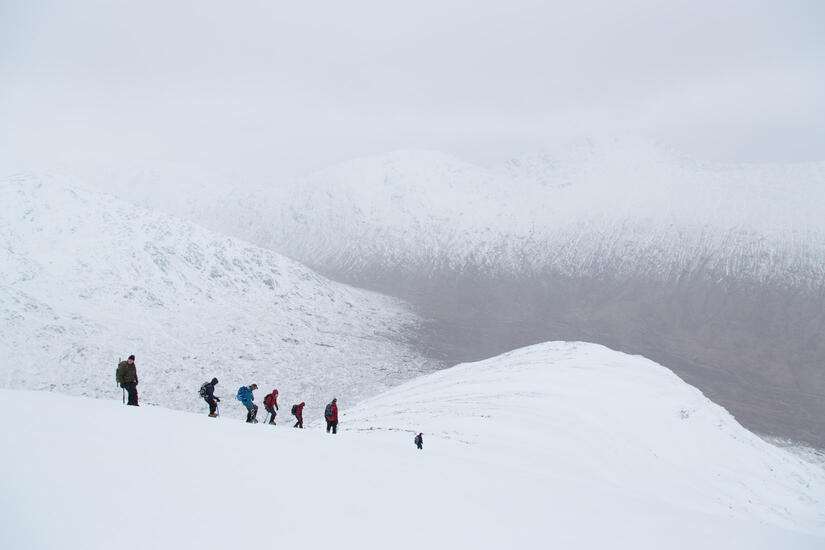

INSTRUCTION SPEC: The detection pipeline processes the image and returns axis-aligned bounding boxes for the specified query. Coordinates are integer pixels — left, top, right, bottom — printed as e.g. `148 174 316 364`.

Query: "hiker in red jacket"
264 389 279 425
292 402 305 428
325 398 339 434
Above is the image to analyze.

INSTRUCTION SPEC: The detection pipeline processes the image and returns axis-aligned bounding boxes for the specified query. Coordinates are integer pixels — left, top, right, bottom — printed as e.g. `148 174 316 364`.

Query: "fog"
1 0 824 180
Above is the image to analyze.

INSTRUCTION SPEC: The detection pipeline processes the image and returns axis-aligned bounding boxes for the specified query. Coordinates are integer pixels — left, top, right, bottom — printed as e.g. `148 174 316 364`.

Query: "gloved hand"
216 397 221 402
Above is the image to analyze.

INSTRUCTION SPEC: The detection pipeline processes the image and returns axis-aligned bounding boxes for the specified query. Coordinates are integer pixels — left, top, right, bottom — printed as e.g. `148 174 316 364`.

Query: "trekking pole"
117 356 123 404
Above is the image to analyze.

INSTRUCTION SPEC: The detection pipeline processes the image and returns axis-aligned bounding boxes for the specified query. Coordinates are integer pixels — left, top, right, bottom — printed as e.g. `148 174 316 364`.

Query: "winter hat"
273 389 279 395
128 355 135 360
332 398 337 403
250 383 258 390
211 378 218 385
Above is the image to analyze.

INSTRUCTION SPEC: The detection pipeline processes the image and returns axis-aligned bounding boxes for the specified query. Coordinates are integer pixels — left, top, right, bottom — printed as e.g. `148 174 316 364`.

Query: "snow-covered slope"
91 143 823 288
2 342 823 549
43 143 825 288
14 143 825 447
0 177 435 414
345 341 825 532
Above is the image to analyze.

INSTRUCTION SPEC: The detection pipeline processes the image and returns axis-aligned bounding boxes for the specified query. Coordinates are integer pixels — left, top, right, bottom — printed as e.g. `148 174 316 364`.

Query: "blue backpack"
237 387 249 402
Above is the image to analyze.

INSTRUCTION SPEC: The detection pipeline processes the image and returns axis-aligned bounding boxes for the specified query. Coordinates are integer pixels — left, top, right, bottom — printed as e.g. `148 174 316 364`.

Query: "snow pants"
243 400 258 422
122 382 138 406
265 406 276 422
326 419 338 434
294 415 303 428
205 396 217 415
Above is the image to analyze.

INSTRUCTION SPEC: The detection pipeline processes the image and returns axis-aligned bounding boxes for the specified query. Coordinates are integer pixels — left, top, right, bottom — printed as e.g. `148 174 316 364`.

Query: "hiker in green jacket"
116 355 139 406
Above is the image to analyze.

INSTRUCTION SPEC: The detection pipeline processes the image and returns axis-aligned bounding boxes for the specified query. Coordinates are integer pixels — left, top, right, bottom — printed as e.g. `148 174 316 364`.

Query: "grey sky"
1 0 823 179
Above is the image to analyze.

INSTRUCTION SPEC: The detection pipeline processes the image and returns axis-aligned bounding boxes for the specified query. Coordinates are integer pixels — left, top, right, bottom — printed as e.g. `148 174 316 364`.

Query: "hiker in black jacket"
200 378 220 417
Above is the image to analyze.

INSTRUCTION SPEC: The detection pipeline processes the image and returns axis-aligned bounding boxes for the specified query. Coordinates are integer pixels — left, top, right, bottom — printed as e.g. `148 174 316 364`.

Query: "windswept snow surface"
2 342 824 550
0 178 434 414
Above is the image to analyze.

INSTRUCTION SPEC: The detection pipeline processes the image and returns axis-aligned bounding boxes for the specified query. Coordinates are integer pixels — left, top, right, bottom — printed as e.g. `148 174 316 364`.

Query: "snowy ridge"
0 178 435 413
344 341 825 536
271 146 825 287
2 342 824 549
33 143 825 287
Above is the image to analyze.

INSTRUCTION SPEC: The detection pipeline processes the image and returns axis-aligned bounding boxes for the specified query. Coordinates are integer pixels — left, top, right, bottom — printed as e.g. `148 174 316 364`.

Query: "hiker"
264 389 279 425
237 384 259 423
325 398 339 434
414 432 423 450
116 355 139 406
292 402 305 428
199 378 220 417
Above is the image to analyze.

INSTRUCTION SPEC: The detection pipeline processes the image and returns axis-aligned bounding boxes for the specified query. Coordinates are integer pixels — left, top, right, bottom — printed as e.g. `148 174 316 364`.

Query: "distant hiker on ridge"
292 401 305 428
237 384 259 423
414 432 423 450
264 388 279 425
325 398 339 434
116 355 139 406
199 378 220 417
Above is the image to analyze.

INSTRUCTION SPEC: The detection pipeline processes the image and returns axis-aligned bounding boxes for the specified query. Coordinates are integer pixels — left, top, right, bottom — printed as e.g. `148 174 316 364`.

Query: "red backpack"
264 393 275 409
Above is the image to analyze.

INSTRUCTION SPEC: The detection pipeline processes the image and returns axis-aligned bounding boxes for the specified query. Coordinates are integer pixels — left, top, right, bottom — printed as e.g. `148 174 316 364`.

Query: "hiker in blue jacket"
237 384 259 423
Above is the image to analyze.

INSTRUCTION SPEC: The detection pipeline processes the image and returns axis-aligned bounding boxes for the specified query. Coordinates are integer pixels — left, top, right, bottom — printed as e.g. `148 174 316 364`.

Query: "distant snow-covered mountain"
60 143 825 286
0 177 436 414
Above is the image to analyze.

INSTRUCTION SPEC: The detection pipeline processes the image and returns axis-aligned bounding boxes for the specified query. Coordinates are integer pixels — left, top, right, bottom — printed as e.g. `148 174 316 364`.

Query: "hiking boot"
208 413 217 417
269 420 276 425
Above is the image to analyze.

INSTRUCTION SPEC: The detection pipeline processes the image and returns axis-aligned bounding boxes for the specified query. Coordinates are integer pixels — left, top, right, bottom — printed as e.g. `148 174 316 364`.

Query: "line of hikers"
201 379 340 432
115 356 338 430
116 354 421 447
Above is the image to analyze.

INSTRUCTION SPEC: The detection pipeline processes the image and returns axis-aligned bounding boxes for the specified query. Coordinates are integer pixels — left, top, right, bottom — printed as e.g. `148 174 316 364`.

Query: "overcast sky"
1 0 823 179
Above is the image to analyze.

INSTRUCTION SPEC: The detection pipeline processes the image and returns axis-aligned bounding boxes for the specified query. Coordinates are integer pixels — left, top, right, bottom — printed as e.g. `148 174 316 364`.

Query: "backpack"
237 387 246 402
324 403 334 419
199 381 210 398
264 393 274 409
291 404 298 416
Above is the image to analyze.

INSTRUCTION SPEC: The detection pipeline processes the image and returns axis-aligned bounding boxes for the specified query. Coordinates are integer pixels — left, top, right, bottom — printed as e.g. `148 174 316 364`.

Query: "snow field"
2 341 824 549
